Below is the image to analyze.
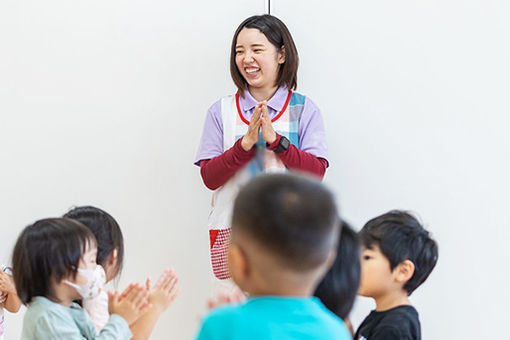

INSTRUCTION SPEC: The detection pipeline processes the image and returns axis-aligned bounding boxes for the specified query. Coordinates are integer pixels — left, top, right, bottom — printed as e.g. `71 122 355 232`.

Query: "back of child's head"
232 173 339 273
12 218 96 304
64 206 124 278
314 220 361 319
359 210 438 295
230 14 299 93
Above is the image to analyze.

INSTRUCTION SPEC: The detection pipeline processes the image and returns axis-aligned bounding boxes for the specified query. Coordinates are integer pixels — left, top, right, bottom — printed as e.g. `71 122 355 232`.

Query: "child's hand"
260 102 277 144
108 283 150 325
206 286 245 310
145 268 179 313
241 103 263 151
0 271 16 295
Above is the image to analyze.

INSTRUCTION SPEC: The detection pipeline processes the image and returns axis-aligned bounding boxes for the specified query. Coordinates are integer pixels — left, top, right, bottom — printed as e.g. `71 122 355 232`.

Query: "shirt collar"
239 86 289 113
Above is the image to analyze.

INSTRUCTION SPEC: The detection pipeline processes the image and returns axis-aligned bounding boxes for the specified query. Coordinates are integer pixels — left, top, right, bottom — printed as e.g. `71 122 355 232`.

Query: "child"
0 266 22 340
12 217 149 339
195 14 329 280
64 206 179 339
195 173 351 339
355 211 439 340
314 220 361 335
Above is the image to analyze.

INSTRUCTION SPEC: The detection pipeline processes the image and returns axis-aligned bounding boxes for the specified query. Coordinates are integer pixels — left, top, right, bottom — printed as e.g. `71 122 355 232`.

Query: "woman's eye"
363 255 371 260
254 49 262 53
235 51 243 55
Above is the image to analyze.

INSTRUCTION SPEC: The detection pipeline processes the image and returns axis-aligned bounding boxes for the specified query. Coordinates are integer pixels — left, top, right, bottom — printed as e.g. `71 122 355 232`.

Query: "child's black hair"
64 206 124 279
314 220 361 319
12 218 96 304
232 173 339 271
359 210 439 295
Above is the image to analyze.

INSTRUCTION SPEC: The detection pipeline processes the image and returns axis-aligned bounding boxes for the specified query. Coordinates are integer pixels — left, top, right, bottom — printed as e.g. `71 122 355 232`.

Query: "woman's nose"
243 52 254 63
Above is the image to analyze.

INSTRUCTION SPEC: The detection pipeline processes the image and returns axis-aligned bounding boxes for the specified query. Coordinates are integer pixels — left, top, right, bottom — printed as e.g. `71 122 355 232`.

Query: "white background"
1 1 509 339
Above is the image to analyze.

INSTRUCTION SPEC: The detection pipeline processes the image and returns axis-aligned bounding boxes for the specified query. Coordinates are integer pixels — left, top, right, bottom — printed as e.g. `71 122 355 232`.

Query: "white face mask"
65 265 106 300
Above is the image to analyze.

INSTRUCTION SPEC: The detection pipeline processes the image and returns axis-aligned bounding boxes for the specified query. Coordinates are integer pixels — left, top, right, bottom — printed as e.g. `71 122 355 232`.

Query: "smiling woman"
194 14 330 282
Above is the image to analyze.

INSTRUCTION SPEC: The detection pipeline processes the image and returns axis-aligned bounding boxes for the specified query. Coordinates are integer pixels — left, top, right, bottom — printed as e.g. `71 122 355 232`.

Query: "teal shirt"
195 296 352 340
21 296 132 340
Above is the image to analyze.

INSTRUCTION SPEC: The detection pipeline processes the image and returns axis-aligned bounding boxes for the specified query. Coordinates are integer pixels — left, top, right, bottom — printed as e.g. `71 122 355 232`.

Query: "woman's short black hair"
12 218 96 304
314 220 361 320
230 14 299 95
232 173 339 271
64 206 124 279
359 210 439 295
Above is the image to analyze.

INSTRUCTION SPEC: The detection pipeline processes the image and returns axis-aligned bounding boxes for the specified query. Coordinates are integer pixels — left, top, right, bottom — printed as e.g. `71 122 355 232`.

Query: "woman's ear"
278 45 286 64
394 260 415 284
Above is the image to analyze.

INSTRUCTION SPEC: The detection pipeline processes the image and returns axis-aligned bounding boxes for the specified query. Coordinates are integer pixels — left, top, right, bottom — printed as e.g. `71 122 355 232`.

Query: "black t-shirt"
354 305 421 340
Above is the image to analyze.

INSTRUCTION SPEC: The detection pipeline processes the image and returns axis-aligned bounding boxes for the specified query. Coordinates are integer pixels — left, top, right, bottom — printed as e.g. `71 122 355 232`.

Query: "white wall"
1 0 509 339
0 1 264 338
273 1 510 339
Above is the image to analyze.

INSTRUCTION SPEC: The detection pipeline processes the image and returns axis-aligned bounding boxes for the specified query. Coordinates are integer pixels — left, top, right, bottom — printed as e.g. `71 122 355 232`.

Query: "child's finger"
107 290 118 305
124 284 142 302
163 276 178 292
145 277 151 291
167 284 179 301
120 283 135 300
155 270 170 289
131 287 148 307
139 302 152 315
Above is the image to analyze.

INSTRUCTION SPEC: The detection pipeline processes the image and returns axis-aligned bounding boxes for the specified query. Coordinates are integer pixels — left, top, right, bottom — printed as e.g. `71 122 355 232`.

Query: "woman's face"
235 28 285 92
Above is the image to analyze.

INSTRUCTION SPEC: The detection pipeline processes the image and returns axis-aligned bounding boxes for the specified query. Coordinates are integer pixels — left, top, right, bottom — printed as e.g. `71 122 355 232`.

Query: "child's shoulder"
379 305 419 323
198 302 245 336
204 302 245 321
363 306 420 338
25 297 70 318
311 299 352 338
23 297 74 332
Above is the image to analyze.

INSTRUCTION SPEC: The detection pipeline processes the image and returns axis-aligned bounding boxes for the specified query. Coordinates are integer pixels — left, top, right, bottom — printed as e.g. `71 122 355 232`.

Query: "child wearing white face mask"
13 218 149 340
64 206 179 339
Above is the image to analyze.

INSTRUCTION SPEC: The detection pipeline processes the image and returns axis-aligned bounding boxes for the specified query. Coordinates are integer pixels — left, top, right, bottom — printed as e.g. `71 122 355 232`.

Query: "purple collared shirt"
195 87 328 165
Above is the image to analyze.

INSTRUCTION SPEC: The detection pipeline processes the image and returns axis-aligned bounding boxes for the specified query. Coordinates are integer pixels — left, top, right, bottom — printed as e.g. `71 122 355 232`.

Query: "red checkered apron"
208 92 293 280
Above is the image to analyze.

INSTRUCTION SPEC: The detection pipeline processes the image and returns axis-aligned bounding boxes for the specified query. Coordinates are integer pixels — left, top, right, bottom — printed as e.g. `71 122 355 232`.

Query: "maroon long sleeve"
200 138 256 190
200 134 328 190
266 133 328 178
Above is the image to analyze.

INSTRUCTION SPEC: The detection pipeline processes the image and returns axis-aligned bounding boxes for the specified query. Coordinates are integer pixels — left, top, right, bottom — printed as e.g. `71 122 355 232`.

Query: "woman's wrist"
241 136 255 151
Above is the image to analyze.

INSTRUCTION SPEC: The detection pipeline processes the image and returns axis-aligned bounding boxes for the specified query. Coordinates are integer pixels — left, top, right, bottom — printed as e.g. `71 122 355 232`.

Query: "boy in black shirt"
355 211 438 340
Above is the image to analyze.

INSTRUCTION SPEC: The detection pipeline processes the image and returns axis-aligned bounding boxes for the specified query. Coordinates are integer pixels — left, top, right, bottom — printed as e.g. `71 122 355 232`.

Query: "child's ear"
324 249 337 272
228 243 249 286
394 260 415 284
109 248 118 267
278 45 286 64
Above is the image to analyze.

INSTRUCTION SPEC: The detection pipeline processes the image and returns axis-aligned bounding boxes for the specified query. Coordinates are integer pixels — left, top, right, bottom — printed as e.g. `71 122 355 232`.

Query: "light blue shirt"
195 296 352 340
21 296 132 340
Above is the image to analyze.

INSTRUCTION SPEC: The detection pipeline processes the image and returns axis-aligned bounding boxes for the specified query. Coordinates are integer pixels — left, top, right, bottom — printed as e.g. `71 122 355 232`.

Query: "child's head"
12 218 98 304
314 220 361 320
229 173 339 295
64 206 124 282
358 211 438 298
231 14 298 94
